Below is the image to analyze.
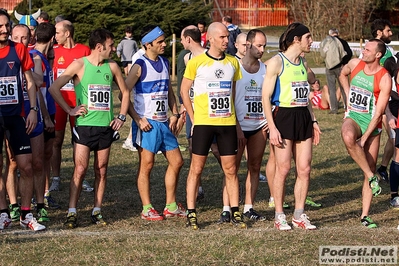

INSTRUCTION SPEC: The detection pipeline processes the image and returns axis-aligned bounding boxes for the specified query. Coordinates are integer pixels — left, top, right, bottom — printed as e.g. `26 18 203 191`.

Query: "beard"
380 35 391 44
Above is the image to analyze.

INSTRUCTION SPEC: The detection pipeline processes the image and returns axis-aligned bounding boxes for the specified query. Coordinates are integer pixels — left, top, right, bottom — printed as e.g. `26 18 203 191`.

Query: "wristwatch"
172 113 180 119
117 114 126 122
30 106 39 112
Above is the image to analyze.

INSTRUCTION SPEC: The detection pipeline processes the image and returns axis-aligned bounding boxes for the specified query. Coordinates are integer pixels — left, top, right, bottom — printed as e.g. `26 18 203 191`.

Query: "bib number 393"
208 91 231 117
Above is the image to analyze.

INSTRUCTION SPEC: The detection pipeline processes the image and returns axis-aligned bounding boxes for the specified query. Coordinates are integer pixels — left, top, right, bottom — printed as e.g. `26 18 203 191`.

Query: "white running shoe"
274 214 292 231
20 213 46 231
0 212 12 230
49 177 60 191
122 139 137 151
82 180 94 192
292 213 317 230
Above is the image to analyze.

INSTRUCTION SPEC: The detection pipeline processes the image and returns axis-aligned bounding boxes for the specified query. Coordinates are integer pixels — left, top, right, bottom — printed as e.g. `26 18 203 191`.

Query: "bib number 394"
348 85 371 113
208 91 231 117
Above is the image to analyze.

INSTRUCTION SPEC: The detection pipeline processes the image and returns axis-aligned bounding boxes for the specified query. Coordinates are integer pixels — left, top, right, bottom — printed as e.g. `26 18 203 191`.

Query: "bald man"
181 22 246 230
234 33 247 59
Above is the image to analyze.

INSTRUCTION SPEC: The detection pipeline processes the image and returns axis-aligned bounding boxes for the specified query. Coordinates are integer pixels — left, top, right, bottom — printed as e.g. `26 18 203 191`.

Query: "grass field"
2 72 399 265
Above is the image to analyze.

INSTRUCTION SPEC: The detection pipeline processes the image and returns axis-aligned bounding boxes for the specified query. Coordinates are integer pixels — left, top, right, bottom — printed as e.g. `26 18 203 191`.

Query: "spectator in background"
197 20 207 48
117 26 139 76
234 32 247 60
222 15 241 55
54 15 66 24
37 11 49 23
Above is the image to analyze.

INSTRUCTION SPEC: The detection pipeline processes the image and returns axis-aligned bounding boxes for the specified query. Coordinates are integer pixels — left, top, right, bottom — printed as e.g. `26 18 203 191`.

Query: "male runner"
339 39 391 228
50 28 130 228
125 25 185 221
181 22 246 229
262 22 320 231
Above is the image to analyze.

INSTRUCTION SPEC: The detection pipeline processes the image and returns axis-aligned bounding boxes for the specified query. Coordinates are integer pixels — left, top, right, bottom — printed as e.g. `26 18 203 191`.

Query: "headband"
286 24 310 43
141 26 164 44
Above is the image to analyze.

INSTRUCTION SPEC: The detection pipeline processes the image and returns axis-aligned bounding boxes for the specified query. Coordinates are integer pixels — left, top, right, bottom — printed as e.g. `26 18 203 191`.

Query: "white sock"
244 204 253 213
198 186 204 193
68 208 77 215
269 197 274 202
92 207 101 215
223 206 231 213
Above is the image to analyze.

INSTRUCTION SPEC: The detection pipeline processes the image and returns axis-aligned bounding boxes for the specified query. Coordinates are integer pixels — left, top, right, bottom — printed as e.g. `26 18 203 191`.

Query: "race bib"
57 69 74 91
88 84 111 111
244 96 264 120
208 91 231 118
151 93 167 121
290 81 309 106
348 85 371 113
0 76 19 105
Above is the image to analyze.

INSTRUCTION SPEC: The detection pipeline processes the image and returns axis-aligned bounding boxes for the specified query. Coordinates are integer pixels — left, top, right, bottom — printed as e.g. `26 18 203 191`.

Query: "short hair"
36 22 55 43
183 27 201 44
62 22 75 39
125 26 133 34
89 28 114 50
222 16 232 24
197 20 206 27
0 8 10 22
11 24 31 41
329 28 339 36
38 11 49 21
368 38 386 57
54 15 66 23
371 19 392 38
246 29 265 43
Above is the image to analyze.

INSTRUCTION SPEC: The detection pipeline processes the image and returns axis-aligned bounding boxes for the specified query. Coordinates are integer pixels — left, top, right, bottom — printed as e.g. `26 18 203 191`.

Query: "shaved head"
207 22 226 39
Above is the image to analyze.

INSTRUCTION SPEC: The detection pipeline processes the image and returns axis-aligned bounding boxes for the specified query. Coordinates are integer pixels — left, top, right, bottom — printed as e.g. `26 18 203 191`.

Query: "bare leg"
68 143 90 209
163 148 184 204
93 148 111 208
136 147 155 206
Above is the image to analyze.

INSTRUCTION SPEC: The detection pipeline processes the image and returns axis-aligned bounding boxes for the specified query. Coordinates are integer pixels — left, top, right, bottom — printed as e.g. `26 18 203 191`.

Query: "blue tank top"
0 42 24 116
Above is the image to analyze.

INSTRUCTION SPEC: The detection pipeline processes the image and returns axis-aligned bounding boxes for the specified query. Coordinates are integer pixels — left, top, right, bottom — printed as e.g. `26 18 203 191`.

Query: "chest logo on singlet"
58 56 65 65
104 73 111 81
7 62 15 69
215 69 224 79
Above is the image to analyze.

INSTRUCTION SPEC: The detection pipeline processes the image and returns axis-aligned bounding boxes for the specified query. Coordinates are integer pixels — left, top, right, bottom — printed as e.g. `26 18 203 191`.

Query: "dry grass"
1 81 399 265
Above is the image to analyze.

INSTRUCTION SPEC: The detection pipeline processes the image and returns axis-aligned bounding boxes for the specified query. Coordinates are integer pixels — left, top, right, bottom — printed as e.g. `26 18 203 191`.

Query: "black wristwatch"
30 106 39 112
117 114 126 122
172 113 180 119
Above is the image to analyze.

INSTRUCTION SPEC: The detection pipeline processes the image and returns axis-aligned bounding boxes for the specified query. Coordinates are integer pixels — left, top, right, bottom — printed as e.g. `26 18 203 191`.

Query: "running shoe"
217 211 231 223
82 179 94 192
0 213 12 230
377 167 389 183
9 204 20 221
37 208 50 222
361 216 377 228
368 175 381 196
274 214 291 231
44 194 60 209
163 203 187 218
231 211 247 228
141 207 164 221
268 198 290 209
91 210 107 226
305 196 322 207
292 213 316 230
186 212 199 230
64 212 78 229
122 139 137 151
259 174 267 182
30 198 37 211
244 208 266 221
390 196 399 209
20 213 46 231
49 177 60 191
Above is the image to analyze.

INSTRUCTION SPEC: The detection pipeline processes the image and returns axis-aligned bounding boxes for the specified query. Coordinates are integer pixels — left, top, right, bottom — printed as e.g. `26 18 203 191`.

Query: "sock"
21 207 30 219
11 203 19 209
293 209 304 220
37 203 45 211
269 197 274 202
92 207 101 215
142 204 153 213
187 209 196 215
391 193 399 200
44 190 50 197
379 165 387 172
390 161 399 193
165 202 177 212
275 212 284 221
68 208 77 215
244 204 253 213
223 206 231 213
231 206 239 214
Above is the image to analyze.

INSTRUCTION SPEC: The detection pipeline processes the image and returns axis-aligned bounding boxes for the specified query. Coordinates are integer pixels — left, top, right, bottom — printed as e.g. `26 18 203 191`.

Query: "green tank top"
75 57 113 127
380 45 393 66
271 53 309 108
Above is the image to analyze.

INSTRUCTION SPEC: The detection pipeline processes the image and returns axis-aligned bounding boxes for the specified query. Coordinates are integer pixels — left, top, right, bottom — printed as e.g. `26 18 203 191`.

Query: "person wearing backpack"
320 28 351 114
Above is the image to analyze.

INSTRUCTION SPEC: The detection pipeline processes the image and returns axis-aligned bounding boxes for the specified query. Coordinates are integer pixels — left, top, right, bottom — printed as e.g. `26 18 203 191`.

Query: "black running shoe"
217 211 231 223
231 211 247 229
186 212 199 230
64 212 77 229
244 208 266 221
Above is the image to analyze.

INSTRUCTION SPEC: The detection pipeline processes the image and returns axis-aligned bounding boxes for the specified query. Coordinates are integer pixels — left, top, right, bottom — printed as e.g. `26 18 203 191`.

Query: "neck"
34 43 49 55
283 47 302 64
86 53 105 66
144 50 159 61
189 43 206 57
63 38 76 49
207 46 224 59
0 39 8 49
241 54 259 65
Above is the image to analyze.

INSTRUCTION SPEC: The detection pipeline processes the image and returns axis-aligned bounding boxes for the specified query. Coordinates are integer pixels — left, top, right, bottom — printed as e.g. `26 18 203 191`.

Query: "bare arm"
181 77 194 123
339 58 359 103
24 70 37 134
110 60 130 131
